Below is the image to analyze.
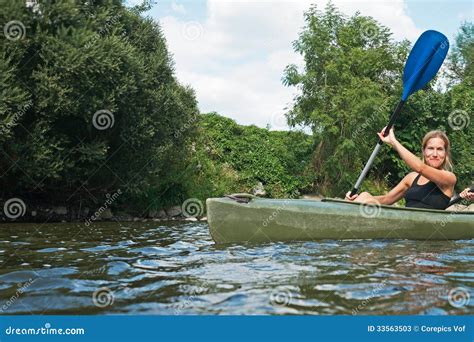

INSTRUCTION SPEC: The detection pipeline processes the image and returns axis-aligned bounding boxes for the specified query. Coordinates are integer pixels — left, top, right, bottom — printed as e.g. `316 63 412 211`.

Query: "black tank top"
404 174 450 210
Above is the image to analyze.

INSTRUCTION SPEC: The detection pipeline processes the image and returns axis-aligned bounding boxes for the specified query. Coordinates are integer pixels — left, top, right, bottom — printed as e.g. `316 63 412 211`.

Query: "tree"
283 3 409 196
0 0 198 211
444 22 474 190
446 22 474 86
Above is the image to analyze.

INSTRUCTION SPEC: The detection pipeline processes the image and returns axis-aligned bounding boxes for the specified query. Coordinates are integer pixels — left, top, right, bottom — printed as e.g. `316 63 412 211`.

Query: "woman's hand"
345 191 358 201
377 127 398 147
460 188 474 201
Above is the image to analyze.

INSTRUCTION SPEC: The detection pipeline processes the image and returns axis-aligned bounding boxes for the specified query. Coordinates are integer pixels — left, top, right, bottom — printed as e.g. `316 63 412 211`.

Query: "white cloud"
158 0 422 129
334 0 421 41
171 1 186 15
125 0 144 7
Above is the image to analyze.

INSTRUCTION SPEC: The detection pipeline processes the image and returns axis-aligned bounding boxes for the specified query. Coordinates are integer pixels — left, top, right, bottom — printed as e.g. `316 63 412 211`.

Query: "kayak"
206 194 474 243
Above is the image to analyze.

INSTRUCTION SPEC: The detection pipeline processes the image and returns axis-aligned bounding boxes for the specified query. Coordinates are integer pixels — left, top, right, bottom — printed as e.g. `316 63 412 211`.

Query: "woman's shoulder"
444 170 456 181
403 172 419 185
436 169 457 187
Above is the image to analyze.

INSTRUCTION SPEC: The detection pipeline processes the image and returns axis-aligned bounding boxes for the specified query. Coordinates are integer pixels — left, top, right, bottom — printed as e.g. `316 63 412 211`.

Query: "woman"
345 128 456 210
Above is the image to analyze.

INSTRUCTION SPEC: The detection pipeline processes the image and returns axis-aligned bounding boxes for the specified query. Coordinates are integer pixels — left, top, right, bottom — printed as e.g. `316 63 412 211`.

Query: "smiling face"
423 137 446 169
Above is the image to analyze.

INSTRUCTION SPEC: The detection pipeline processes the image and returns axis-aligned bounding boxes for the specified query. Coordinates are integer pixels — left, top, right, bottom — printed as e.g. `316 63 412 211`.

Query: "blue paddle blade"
401 30 449 101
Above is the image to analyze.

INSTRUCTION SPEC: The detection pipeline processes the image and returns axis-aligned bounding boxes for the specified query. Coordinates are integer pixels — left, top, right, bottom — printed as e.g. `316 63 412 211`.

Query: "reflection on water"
0 221 472 315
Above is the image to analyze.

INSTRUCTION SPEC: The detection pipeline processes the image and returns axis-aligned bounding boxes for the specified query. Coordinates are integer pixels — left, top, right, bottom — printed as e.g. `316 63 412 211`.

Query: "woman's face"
423 137 446 169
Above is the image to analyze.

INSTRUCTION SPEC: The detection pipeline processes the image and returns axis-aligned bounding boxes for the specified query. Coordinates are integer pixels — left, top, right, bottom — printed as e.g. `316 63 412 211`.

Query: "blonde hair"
421 130 453 171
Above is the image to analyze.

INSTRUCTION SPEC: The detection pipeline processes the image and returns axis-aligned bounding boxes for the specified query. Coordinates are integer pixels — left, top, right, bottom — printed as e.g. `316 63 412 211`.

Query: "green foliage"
283 3 410 196
184 113 316 199
446 22 474 86
283 3 473 196
446 22 474 189
0 0 198 210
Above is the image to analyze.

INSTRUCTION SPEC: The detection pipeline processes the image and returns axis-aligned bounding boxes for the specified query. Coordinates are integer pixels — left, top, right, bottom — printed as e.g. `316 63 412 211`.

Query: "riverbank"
0 191 320 224
0 200 208 224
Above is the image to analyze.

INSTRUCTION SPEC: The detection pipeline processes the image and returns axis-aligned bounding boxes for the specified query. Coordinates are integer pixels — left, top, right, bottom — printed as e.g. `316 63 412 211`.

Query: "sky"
127 0 474 130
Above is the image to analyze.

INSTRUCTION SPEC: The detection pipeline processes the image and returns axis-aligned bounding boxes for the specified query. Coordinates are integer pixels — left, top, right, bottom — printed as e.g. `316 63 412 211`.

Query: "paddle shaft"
448 187 474 207
350 100 405 197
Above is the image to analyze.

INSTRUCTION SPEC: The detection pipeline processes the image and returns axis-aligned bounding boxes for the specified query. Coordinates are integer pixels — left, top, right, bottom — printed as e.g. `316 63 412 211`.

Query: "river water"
0 221 472 315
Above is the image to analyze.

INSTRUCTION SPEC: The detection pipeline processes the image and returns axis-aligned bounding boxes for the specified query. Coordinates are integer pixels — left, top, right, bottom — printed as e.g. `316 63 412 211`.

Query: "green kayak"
206 194 474 243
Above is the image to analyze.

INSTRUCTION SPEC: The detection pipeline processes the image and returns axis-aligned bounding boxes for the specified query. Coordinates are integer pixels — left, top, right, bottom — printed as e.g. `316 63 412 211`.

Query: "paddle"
350 30 449 197
448 187 474 207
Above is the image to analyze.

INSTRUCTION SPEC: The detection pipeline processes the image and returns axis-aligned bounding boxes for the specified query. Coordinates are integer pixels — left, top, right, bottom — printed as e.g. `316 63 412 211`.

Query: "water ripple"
0 221 472 315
